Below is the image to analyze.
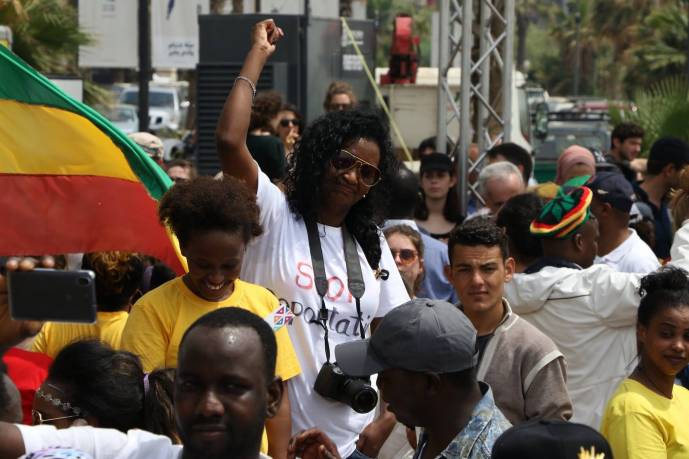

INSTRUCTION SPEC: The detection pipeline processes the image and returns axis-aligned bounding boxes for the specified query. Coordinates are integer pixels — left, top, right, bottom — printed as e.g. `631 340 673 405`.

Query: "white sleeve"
17 424 123 459
590 218 689 325
374 235 411 319
586 266 642 327
588 217 689 324
669 219 689 271
255 166 291 233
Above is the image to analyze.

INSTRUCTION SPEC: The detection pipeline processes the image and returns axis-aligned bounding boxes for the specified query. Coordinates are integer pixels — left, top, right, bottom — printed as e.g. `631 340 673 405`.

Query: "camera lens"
351 386 378 413
77 277 91 286
343 378 378 413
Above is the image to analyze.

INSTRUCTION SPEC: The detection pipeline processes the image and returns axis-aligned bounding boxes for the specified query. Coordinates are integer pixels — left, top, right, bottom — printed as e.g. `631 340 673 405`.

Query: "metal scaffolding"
436 0 515 215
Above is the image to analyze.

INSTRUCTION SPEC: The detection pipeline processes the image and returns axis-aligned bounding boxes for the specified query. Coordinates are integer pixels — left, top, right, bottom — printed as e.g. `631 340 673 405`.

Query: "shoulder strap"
342 225 365 300
305 218 329 298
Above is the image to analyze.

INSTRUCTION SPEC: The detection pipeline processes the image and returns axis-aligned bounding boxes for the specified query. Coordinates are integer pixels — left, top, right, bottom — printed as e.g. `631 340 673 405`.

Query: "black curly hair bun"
639 266 689 298
637 266 689 326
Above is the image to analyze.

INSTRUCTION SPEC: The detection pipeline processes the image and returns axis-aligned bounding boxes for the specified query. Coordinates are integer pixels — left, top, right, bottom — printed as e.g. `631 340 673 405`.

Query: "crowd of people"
0 18 688 459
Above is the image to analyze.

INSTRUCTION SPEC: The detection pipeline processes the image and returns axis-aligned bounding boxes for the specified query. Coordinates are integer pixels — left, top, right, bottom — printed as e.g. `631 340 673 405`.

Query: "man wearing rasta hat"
528 184 599 270
502 181 689 429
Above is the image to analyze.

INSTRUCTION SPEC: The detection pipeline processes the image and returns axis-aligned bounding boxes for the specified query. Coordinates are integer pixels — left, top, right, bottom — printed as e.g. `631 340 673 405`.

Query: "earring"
363 194 367 198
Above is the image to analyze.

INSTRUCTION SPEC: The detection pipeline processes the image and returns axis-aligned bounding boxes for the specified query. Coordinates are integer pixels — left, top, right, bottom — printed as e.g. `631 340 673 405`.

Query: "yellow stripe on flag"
0 99 138 181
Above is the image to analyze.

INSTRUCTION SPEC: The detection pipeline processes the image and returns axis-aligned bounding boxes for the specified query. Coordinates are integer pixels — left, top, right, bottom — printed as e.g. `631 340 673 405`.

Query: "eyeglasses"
32 409 80 425
330 149 382 187
390 249 419 266
279 118 300 127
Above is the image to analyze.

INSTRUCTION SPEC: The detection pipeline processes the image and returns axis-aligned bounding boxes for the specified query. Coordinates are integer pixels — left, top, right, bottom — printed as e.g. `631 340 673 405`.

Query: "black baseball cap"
491 420 613 459
335 298 478 377
587 171 635 213
420 153 454 175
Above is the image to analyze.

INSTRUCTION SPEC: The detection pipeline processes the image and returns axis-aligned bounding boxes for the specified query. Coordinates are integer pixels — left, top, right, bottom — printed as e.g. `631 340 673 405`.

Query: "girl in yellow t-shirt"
120 176 300 459
32 252 144 358
600 267 689 459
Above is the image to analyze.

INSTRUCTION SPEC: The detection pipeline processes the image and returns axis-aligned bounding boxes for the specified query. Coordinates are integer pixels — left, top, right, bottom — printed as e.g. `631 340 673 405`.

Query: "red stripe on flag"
0 174 183 274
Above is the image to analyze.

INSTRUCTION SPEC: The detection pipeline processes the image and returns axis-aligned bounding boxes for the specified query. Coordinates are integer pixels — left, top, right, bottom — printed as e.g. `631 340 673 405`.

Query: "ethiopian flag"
0 45 185 274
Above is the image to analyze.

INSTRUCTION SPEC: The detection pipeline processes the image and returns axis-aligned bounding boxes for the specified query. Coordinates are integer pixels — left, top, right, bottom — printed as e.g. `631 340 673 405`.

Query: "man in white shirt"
0 307 281 459
589 171 660 273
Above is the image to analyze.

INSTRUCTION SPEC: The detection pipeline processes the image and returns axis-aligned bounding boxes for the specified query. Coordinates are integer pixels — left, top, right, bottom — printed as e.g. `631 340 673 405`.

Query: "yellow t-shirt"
31 311 129 358
600 378 689 459
120 277 300 378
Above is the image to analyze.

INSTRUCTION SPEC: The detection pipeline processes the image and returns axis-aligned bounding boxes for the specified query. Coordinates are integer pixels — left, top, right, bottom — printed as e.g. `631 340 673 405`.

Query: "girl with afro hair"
120 175 301 459
215 19 409 459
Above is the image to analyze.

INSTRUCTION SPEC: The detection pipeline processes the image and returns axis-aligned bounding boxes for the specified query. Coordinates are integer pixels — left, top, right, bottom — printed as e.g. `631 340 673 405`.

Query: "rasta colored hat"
530 185 592 239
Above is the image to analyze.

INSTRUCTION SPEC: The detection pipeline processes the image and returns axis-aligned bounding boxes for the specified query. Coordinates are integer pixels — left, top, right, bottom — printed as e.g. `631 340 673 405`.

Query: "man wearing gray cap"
333 299 511 459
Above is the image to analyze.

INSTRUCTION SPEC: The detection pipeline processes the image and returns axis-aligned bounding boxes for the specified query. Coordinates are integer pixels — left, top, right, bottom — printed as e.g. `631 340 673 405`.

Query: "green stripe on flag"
0 45 172 200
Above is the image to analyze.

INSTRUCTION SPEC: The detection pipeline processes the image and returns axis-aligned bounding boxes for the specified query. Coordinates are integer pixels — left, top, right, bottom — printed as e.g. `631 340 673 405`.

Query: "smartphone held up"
8 268 97 323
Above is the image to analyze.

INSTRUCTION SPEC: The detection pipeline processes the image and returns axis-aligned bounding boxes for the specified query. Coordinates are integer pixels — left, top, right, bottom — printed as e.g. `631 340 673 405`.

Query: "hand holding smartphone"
8 268 97 323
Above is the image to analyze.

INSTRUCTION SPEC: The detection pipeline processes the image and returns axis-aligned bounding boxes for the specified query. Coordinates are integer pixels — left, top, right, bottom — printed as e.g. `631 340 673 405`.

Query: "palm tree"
0 0 89 74
611 77 689 151
0 0 114 104
625 3 688 92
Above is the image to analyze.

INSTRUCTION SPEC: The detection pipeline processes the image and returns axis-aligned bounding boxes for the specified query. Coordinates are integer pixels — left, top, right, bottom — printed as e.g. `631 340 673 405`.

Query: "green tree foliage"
524 0 680 98
611 77 689 151
625 3 688 91
0 0 88 73
0 0 112 106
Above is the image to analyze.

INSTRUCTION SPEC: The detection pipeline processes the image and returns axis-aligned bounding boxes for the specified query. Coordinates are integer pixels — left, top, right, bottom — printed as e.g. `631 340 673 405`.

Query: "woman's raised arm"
216 19 283 193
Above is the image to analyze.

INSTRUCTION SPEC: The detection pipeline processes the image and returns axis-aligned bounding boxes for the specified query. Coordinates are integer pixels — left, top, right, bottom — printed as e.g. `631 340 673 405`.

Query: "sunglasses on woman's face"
330 149 382 187
279 118 300 127
390 249 419 266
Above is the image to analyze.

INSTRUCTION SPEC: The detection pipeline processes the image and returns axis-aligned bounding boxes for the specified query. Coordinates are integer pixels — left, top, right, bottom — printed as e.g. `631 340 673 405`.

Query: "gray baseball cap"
335 298 479 377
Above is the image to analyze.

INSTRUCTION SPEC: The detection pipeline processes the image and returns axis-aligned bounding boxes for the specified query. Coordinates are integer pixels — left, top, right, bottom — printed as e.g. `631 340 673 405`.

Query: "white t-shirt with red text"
240 171 410 458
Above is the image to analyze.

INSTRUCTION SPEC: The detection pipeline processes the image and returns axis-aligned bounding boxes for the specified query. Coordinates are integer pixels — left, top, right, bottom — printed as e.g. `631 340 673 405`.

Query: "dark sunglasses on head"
390 249 419 265
330 149 382 187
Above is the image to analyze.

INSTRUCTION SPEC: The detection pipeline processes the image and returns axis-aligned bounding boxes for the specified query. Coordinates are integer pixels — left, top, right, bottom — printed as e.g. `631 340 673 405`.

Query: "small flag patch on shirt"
265 304 294 331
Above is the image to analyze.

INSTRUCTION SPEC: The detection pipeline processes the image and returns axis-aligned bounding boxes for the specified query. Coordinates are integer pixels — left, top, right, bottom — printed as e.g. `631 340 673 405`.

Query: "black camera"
314 362 378 413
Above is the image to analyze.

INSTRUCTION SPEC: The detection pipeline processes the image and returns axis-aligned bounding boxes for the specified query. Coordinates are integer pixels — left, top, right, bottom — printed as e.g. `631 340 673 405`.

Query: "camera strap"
305 218 367 363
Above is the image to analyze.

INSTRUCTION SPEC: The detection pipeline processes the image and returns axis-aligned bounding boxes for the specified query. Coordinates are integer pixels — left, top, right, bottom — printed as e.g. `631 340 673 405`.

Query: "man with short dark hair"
606 122 644 183
486 143 533 186
588 171 659 273
0 307 283 459
495 193 544 273
445 218 571 425
635 136 689 259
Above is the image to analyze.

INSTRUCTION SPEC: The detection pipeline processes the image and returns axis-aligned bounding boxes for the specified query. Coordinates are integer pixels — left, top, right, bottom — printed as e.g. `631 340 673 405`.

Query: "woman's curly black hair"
637 266 689 327
158 176 263 247
284 109 399 269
